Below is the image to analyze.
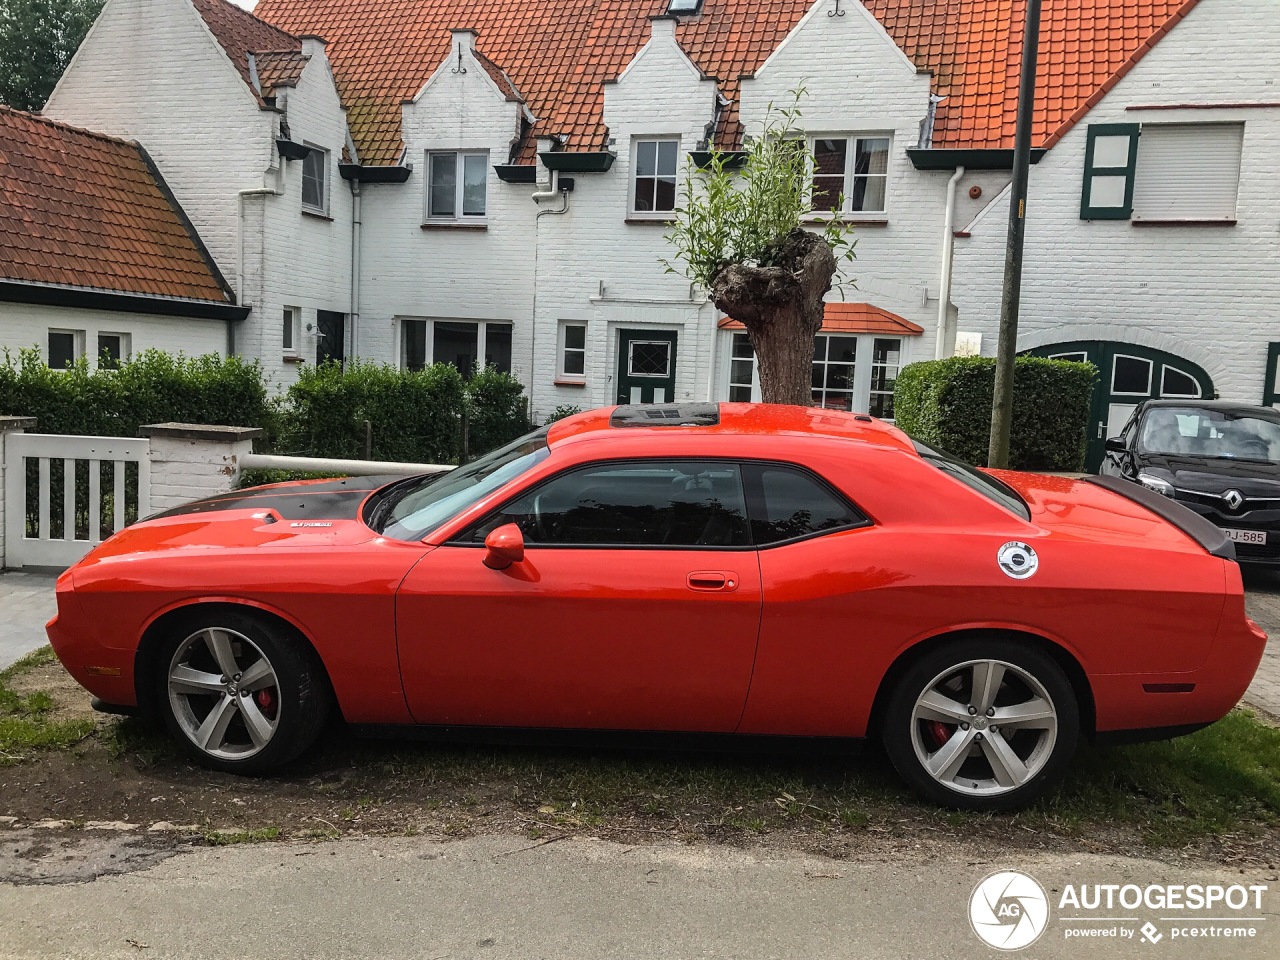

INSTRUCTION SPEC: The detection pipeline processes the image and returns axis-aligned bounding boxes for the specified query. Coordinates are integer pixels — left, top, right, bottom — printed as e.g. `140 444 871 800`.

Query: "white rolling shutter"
1132 123 1244 221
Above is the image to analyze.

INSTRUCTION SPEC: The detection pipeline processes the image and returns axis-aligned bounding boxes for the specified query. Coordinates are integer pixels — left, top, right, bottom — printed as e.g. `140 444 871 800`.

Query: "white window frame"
629 137 681 219
557 321 587 382
301 144 329 216
425 150 489 222
805 134 892 219
397 318 512 374
1111 354 1154 397
282 306 301 357
1131 122 1244 223
96 331 131 370
47 328 85 370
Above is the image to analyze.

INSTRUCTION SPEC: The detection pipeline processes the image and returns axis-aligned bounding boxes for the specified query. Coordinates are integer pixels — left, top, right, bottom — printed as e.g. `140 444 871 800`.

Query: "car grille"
1232 540 1280 562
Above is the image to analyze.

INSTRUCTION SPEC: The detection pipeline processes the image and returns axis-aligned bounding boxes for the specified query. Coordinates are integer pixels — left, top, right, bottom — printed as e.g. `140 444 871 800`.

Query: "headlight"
1137 472 1175 497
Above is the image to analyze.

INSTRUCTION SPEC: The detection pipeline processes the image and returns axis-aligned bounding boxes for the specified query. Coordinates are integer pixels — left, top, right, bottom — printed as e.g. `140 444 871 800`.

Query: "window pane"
564 324 586 350
731 334 754 359
730 359 754 385
282 309 294 350
401 320 427 372
563 351 585 376
494 461 750 547
1089 174 1128 209
462 154 487 216
729 385 753 402
828 336 857 363
483 323 512 374
654 177 677 211
302 149 325 209
429 153 457 217
629 341 670 377
748 464 862 545
97 334 123 370
635 141 657 177
852 137 889 212
48 331 75 369
656 139 678 176
434 320 479 376
1092 135 1132 168
1161 366 1200 398
633 176 654 212
1112 355 1152 394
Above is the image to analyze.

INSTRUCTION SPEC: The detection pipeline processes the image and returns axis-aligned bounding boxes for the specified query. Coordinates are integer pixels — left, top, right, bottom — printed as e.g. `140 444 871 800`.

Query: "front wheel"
157 610 331 775
882 639 1080 811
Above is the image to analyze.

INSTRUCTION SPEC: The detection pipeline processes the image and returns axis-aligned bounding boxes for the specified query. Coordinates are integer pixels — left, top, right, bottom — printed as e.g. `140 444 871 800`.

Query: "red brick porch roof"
719 303 925 336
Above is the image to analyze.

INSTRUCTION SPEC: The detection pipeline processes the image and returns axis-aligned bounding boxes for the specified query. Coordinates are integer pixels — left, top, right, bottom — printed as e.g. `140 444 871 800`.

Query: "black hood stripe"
148 475 406 522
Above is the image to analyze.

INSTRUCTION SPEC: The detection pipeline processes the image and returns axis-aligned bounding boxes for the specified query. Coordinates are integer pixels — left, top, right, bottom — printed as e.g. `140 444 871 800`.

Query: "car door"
395 458 762 732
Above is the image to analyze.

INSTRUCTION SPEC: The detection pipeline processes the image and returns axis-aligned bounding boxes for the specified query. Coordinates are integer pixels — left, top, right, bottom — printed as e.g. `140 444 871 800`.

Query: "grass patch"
0 646 94 765
202 826 282 846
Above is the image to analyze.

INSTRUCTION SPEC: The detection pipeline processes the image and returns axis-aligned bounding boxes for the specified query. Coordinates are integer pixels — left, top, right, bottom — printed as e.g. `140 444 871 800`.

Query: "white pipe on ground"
240 454 454 477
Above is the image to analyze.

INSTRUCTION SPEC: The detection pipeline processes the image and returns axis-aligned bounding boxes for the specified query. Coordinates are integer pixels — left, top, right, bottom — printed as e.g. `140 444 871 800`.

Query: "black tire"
881 637 1080 811
155 608 331 775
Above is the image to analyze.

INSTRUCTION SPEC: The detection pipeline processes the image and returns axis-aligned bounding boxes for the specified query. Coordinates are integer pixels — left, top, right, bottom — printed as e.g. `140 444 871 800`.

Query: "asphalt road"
0 833 1276 959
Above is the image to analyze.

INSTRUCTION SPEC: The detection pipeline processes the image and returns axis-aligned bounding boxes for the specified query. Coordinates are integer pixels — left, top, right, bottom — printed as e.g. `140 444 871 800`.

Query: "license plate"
1225 528 1267 545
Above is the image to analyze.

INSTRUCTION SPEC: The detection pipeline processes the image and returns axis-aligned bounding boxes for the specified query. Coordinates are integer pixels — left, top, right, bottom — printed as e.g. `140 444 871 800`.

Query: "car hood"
74 475 405 569
1136 452 1280 497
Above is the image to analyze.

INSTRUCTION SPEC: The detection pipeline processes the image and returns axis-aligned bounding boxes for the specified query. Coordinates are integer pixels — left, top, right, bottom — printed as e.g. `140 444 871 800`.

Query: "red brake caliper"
926 720 952 748
254 687 277 719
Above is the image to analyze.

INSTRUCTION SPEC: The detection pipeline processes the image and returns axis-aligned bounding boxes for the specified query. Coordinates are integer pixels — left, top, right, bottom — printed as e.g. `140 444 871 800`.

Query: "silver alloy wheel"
909 658 1058 798
167 627 281 761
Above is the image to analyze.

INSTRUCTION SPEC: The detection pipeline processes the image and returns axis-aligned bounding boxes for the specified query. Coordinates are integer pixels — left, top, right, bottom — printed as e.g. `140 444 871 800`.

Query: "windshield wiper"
365 475 438 533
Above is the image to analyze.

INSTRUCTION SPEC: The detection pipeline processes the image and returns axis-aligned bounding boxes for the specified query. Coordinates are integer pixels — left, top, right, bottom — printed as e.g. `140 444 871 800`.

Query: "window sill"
554 378 587 388
302 208 333 222
625 216 675 225
421 220 488 231
802 215 889 226
282 354 305 364
1131 218 1238 227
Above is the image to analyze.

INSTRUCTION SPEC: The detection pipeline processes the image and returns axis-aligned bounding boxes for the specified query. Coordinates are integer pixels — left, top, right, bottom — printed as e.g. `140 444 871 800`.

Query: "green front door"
616 329 679 405
1025 341 1213 472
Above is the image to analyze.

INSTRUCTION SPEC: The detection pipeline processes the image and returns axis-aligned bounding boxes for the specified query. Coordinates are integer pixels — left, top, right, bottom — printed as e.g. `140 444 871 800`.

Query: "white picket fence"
2 433 150 569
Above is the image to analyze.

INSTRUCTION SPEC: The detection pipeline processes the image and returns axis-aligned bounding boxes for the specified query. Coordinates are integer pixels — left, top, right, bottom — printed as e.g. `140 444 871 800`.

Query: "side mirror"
483 523 525 570
1104 437 1127 453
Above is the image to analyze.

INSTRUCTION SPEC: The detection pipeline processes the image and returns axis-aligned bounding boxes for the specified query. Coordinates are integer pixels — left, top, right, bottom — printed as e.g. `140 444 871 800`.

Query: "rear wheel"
882 639 1079 810
157 610 330 774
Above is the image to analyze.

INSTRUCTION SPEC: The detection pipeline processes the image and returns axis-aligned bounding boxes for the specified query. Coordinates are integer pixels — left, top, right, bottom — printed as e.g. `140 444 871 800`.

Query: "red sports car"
46 403 1266 810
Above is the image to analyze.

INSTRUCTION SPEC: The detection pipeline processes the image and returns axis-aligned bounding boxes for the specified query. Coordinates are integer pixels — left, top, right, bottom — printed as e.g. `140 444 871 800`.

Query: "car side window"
743 463 866 545
469 460 751 548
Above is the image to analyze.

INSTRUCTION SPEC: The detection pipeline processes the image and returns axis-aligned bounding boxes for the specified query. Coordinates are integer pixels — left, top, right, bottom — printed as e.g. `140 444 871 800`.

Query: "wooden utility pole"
988 0 1043 468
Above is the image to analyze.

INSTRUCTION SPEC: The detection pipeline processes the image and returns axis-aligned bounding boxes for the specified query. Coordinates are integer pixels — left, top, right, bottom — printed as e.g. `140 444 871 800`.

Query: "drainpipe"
934 165 965 360
350 179 362 359
530 169 560 202
236 182 283 357
528 171 570 415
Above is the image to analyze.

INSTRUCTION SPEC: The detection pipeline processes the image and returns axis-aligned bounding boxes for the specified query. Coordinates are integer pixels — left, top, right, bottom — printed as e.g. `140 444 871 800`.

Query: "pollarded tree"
664 91 856 405
0 0 103 111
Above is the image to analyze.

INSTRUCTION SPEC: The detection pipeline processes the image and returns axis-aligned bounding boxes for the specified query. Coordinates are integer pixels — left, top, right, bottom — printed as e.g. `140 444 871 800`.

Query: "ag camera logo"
970 871 1050 950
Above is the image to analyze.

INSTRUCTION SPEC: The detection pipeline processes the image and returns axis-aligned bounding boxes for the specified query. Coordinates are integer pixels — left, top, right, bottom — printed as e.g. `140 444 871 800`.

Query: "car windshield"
912 440 1031 520
1140 407 1280 462
369 427 551 541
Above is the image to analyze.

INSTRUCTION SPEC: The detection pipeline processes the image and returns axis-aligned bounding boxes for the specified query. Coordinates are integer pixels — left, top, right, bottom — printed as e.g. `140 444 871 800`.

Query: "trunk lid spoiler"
1085 475 1236 561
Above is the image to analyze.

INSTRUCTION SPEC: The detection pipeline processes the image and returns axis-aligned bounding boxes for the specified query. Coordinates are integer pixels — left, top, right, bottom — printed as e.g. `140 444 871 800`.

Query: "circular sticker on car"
997 541 1038 580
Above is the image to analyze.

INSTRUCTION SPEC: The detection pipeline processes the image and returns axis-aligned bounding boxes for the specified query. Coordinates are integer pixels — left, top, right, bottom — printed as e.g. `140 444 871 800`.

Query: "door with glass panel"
616 329 678 405
726 332 903 418
1025 341 1213 472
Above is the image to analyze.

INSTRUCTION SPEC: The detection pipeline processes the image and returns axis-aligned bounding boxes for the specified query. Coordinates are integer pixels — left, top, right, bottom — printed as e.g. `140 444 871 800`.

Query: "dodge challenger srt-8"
46 403 1266 810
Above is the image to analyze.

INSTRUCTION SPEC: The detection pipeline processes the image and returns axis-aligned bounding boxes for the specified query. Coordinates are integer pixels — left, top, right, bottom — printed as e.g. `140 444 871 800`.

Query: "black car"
1101 400 1280 564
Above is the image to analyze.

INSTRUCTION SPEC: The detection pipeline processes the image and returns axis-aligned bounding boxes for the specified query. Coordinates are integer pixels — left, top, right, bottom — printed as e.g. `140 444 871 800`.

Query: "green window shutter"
1263 343 1280 406
1080 123 1140 220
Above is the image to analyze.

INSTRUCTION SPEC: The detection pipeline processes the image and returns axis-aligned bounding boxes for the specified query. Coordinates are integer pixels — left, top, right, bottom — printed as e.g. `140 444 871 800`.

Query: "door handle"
687 571 737 592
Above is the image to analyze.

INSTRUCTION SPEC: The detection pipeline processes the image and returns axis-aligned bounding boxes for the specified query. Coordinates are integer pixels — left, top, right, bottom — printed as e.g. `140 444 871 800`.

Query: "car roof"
546 402 918 453
1141 399 1280 418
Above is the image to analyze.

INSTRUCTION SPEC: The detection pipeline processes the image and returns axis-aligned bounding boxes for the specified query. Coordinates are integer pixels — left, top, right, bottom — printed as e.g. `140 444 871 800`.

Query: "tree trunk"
708 229 838 405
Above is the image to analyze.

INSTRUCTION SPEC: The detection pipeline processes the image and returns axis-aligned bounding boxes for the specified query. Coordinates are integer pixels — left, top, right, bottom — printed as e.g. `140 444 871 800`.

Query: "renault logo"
1223 489 1245 511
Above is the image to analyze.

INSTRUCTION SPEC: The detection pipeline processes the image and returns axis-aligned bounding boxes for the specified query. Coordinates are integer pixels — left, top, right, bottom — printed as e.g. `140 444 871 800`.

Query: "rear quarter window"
743 463 867 545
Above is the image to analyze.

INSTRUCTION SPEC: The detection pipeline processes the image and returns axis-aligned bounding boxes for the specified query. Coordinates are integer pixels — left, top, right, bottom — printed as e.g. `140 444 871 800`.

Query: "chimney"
648 16 677 42
451 28 479 52
300 35 327 58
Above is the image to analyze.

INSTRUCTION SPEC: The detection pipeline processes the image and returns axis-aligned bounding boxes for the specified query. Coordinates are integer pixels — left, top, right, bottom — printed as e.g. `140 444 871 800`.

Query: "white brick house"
8 0 1276 459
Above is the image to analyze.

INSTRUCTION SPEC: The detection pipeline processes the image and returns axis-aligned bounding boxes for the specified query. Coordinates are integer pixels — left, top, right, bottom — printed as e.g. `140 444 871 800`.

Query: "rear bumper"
1092 616 1267 735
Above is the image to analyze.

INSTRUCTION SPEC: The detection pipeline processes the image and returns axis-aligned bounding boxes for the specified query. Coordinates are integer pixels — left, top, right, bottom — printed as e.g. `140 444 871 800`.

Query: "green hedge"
893 356 1097 471
0 348 273 437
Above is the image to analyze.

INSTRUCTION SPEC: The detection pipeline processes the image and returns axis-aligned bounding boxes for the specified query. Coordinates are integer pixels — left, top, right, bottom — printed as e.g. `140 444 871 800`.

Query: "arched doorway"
1024 341 1214 472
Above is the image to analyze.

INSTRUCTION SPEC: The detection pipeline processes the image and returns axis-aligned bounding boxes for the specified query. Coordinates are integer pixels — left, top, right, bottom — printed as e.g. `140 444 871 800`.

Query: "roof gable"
0 106 234 305
191 0 302 105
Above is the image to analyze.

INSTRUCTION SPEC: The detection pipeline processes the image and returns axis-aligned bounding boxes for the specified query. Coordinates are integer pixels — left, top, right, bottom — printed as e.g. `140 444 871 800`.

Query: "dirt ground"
2 659 1279 886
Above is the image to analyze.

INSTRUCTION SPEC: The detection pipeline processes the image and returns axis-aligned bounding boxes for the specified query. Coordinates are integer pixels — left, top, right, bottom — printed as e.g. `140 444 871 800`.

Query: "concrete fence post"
139 423 264 515
0 417 38 570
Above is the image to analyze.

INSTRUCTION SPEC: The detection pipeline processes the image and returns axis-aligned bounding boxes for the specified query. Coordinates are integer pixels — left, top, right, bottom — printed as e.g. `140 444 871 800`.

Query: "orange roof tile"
0 107 234 304
720 302 925 335
254 50 310 96
192 0 301 105
251 0 1199 165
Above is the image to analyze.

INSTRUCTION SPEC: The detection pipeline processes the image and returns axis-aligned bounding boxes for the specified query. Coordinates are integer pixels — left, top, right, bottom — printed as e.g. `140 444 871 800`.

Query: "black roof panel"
609 403 721 428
